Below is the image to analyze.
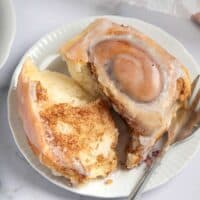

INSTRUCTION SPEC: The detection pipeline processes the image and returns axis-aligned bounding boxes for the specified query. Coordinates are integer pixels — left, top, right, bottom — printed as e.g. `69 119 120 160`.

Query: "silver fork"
128 75 200 200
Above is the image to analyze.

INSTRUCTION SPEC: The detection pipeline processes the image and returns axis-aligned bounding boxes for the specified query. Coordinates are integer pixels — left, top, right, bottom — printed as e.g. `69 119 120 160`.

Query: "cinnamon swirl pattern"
60 18 191 168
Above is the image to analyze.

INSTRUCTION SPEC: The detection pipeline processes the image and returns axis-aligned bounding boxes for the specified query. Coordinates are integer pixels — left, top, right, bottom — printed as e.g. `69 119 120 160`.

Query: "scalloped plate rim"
7 15 200 199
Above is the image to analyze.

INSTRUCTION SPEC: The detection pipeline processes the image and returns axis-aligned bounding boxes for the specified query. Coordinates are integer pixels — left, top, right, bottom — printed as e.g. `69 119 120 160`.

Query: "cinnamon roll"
60 18 191 168
17 59 118 184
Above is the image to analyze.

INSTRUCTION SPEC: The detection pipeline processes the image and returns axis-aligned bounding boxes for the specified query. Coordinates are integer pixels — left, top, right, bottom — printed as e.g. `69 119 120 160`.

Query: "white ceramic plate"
0 0 16 69
7 16 200 199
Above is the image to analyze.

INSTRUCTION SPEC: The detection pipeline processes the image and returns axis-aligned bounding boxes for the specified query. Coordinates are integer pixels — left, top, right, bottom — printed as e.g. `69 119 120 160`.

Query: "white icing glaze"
139 135 152 146
88 34 185 134
89 35 183 101
89 38 163 102
72 158 86 175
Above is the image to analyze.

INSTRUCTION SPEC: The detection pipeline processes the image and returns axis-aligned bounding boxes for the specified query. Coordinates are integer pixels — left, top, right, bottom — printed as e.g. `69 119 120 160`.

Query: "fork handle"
128 151 165 200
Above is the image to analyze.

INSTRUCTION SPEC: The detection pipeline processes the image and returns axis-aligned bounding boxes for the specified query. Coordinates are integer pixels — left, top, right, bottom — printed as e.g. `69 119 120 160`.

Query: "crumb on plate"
104 179 113 185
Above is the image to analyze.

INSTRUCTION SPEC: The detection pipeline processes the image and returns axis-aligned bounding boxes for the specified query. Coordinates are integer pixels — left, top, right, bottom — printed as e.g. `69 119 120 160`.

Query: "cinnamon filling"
89 39 163 102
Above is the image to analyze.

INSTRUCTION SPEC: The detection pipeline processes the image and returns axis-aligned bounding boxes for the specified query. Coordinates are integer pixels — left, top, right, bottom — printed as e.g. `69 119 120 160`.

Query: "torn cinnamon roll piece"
17 59 118 185
60 18 191 168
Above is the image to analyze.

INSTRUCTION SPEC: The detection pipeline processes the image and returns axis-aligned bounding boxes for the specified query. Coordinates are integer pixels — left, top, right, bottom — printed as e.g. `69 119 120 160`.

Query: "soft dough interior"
16 59 118 185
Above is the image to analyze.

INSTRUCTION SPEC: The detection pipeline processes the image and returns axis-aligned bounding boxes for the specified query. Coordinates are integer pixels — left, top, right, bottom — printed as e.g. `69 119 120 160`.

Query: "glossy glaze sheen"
7 16 200 199
89 38 162 102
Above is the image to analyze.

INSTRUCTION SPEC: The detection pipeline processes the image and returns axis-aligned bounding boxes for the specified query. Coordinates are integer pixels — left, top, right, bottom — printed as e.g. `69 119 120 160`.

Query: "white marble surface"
1 0 200 200
124 0 200 18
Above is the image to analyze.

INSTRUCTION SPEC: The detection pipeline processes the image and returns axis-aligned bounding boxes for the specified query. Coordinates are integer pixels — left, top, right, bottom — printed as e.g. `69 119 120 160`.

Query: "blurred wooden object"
192 12 200 25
